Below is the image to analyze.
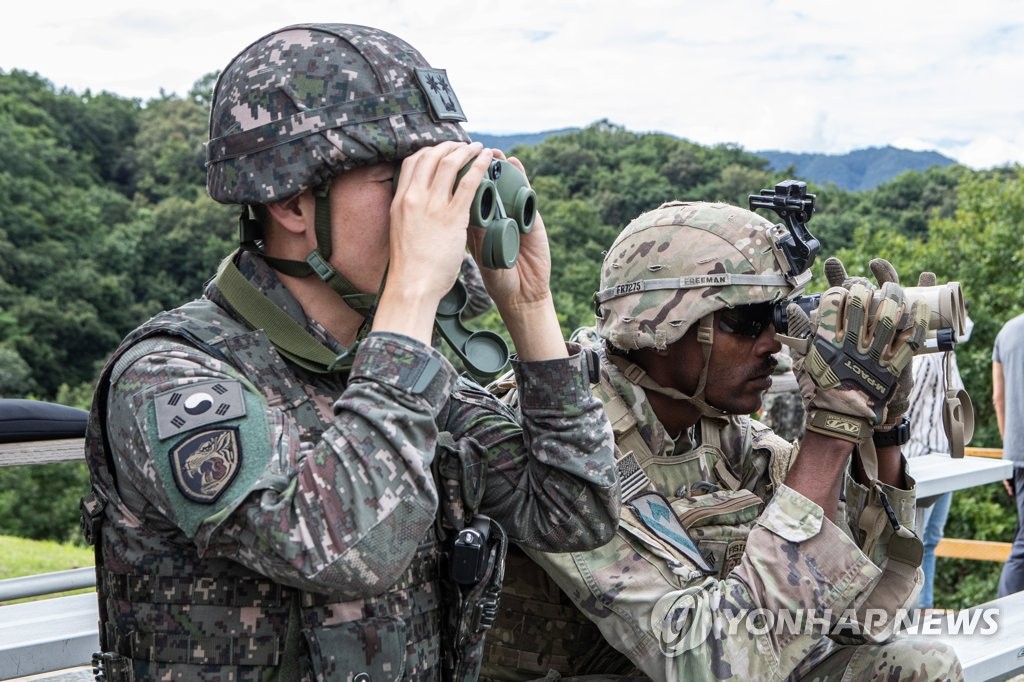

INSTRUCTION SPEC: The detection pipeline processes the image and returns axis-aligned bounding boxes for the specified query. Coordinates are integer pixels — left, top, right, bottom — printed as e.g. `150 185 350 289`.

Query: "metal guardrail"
0 426 1020 679
933 447 1013 563
0 567 96 603
0 593 98 680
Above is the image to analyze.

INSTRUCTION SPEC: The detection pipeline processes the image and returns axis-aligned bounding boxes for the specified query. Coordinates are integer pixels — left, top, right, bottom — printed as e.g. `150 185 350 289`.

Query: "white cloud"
2 0 1022 169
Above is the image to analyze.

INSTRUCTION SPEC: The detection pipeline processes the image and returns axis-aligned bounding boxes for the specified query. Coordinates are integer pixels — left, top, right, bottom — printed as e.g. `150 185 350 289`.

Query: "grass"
0 534 95 604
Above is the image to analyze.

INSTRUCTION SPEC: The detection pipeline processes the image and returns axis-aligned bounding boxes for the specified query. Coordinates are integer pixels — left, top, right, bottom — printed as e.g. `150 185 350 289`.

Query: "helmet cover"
595 201 797 350
207 23 470 204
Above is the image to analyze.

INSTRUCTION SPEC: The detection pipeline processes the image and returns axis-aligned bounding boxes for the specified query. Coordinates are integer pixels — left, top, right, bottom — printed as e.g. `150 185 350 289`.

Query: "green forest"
1 68 1023 608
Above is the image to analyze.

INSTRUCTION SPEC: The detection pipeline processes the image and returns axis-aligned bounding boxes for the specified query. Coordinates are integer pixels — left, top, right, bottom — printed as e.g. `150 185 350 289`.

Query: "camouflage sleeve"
523 484 886 681
442 342 620 551
107 331 457 598
459 254 493 320
838 463 923 635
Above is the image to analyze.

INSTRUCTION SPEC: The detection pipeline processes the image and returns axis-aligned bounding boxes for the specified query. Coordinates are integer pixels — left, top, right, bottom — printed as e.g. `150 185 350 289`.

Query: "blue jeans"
918 491 952 609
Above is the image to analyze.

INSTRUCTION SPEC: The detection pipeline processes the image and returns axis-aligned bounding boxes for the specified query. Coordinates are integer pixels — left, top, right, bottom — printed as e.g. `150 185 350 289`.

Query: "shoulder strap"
750 420 796 490
591 378 658 502
214 250 357 374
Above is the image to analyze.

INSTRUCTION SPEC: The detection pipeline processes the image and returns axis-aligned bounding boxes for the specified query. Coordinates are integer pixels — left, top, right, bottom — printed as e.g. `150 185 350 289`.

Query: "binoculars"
390 157 538 379
774 281 967 353
458 159 537 269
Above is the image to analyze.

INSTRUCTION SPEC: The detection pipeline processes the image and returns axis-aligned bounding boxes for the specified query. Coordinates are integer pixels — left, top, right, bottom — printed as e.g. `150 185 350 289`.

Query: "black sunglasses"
717 303 775 339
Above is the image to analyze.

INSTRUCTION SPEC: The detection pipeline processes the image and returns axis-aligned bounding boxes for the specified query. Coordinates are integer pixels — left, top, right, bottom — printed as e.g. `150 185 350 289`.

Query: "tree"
132 96 210 203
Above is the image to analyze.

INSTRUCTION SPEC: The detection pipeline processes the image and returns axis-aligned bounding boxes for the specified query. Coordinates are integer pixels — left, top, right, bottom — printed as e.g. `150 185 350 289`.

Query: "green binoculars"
457 158 537 269
391 158 536 268
390 157 537 379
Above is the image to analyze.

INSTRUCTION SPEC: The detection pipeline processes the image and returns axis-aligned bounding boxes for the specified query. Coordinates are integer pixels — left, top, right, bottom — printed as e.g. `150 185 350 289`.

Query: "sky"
2 0 1023 169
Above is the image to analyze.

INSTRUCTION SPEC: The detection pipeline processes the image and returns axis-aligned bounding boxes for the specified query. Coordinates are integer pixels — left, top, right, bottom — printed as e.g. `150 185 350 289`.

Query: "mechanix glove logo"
170 427 242 504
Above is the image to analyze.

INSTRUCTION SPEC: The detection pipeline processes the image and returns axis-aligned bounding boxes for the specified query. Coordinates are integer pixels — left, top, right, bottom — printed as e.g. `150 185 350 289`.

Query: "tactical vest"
480 371 793 680
83 296 499 681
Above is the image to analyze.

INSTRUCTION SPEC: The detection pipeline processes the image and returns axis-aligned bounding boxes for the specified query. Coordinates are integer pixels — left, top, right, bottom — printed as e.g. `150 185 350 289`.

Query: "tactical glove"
790 280 928 443
823 257 935 425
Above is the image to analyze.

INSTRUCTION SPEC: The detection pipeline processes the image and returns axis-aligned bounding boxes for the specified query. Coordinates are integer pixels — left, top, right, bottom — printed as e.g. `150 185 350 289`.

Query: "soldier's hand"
791 281 928 443
822 257 935 425
389 141 492 305
375 142 492 345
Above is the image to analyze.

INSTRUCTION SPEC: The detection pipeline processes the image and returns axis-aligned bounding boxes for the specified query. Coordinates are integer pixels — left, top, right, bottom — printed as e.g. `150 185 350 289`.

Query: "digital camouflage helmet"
205 23 471 316
206 23 469 204
594 201 811 415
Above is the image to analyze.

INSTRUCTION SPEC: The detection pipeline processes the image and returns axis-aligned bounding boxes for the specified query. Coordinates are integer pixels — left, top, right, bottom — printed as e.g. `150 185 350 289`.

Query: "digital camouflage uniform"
82 23 619 681
84 252 617 680
460 256 494 321
481 202 962 681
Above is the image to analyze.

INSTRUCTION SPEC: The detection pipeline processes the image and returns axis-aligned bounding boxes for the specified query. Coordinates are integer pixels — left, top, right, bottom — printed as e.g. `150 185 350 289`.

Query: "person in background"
995 311 1024 596
905 312 974 610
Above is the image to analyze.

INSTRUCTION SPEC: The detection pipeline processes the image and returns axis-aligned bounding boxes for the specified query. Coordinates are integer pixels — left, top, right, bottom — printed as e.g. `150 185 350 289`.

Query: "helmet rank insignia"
414 68 467 122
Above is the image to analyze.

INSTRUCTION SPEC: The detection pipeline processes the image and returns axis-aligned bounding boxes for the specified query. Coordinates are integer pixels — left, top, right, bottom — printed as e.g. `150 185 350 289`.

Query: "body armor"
83 296 497 680
481 370 792 679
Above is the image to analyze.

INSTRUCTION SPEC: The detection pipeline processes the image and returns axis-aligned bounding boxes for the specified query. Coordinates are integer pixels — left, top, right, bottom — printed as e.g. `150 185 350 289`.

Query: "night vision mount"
748 179 820 279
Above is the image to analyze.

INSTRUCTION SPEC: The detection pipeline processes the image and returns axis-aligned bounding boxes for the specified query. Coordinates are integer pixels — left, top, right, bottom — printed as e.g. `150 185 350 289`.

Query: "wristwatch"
873 416 911 448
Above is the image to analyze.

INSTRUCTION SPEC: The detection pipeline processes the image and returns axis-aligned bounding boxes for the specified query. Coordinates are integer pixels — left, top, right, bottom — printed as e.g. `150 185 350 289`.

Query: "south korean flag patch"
169 427 241 504
154 379 246 440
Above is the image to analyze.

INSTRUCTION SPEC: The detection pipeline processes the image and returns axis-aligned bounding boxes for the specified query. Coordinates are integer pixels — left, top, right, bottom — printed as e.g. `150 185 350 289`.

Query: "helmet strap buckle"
238 206 264 246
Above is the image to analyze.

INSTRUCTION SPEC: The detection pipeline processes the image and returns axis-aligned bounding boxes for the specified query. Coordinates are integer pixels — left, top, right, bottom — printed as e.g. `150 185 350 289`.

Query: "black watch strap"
873 416 911 448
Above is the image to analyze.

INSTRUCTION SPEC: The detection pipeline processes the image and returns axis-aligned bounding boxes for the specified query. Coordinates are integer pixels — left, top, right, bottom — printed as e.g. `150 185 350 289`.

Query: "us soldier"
483 201 962 680
81 24 619 680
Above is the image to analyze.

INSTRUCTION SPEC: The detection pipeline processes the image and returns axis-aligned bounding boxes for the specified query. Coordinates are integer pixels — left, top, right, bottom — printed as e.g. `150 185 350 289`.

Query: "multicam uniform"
483 200 962 681
485 354 957 681
84 253 618 680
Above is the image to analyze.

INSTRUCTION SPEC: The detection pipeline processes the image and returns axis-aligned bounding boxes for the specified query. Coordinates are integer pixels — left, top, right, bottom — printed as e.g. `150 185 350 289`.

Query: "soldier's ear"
265 190 314 236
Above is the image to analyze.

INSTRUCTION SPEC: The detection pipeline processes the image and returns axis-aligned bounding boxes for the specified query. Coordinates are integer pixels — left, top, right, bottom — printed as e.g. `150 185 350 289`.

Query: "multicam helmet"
206 23 470 205
595 201 807 351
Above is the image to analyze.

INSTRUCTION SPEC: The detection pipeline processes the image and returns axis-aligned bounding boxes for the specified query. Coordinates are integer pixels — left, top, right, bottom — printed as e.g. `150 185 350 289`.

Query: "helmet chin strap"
608 314 726 419
239 182 381 317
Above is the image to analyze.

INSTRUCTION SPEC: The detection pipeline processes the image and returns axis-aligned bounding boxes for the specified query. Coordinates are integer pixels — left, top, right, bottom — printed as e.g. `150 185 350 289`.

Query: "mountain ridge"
470 129 957 191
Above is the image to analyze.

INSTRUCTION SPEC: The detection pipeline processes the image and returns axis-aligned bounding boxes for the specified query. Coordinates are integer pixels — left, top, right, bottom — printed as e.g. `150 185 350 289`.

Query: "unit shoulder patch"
169 427 242 504
627 491 715 574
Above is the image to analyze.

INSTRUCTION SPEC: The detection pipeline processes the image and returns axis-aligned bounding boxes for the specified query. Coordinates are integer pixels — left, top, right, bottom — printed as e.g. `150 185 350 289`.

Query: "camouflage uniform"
482 202 961 681
460 256 494 321
84 252 617 680
82 23 618 681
